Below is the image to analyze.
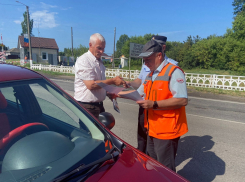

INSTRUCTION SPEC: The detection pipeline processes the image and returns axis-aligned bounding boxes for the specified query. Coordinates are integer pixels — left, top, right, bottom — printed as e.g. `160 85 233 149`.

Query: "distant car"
0 64 188 182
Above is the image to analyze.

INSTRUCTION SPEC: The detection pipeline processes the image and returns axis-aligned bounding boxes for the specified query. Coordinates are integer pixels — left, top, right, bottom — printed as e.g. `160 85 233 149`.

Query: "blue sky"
0 0 234 55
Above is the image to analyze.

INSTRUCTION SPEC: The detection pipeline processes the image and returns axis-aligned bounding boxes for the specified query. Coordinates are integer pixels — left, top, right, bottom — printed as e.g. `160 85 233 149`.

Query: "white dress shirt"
74 50 106 102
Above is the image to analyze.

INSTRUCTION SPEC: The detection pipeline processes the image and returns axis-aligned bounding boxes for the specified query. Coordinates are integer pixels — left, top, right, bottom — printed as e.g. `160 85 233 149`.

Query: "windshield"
0 79 112 182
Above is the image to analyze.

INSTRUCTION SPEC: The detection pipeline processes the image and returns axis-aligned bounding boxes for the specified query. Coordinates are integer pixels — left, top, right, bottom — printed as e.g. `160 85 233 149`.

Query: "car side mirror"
99 112 115 130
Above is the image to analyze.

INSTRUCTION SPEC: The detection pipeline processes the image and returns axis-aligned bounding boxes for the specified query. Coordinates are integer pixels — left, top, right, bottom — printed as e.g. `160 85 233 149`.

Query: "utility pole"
112 27 116 69
38 22 40 63
71 27 74 57
16 1 32 65
1 34 3 62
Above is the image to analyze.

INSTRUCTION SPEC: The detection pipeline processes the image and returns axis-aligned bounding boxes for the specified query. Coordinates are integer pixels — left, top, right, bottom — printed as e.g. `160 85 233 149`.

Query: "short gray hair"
89 33 105 45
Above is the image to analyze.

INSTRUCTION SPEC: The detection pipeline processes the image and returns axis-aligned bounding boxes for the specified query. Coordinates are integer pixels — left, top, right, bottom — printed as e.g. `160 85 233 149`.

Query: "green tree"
58 51 65 56
193 35 202 44
21 11 34 36
1 44 8 51
231 8 245 41
63 45 89 58
165 41 183 63
115 34 129 58
75 44 89 57
121 34 153 58
232 0 245 15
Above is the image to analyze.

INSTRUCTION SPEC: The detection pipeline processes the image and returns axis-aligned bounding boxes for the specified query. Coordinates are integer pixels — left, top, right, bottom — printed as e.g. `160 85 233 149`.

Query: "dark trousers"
137 106 147 153
147 135 180 172
79 102 105 119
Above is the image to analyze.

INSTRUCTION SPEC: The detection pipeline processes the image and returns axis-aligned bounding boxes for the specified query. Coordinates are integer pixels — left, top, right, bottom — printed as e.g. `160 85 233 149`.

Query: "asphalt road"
50 78 245 182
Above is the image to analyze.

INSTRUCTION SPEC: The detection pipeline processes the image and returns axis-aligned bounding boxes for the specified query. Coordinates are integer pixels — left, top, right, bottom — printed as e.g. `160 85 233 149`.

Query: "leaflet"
97 82 143 101
118 90 143 101
96 82 125 94
113 98 120 113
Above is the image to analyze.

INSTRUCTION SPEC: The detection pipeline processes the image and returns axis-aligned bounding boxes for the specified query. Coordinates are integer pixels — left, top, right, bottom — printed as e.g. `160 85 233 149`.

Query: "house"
18 36 59 65
101 53 111 60
5 48 20 59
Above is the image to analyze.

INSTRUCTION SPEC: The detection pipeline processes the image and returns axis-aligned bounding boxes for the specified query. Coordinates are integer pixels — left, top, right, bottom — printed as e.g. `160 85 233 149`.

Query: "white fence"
31 64 245 91
31 64 75 74
185 73 245 91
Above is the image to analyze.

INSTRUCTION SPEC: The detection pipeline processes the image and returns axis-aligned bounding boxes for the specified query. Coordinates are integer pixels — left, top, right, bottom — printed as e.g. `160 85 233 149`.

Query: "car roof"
0 64 43 82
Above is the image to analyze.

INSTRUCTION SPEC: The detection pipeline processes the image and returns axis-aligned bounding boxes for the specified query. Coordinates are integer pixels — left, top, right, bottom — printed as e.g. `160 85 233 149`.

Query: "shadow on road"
176 135 225 182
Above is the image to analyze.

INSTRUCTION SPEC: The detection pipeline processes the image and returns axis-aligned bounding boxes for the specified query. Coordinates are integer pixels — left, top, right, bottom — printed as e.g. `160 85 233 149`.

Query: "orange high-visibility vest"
143 63 188 140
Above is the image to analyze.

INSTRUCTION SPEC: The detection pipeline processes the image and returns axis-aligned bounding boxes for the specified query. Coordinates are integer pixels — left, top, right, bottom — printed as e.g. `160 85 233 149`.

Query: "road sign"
129 43 144 58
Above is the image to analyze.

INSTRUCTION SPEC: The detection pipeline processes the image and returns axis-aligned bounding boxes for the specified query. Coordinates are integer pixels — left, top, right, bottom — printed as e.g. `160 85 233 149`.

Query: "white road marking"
106 99 245 125
187 113 245 125
189 96 245 105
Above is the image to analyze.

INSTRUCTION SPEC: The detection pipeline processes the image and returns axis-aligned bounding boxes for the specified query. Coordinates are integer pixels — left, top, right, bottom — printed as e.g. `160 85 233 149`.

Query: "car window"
1 87 17 103
0 78 110 182
30 84 80 128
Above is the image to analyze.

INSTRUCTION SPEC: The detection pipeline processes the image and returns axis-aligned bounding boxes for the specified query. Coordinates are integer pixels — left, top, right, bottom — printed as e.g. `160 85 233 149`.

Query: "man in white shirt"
74 33 125 119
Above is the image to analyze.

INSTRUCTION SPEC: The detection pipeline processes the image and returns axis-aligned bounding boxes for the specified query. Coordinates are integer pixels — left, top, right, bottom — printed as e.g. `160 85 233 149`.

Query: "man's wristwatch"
153 101 158 109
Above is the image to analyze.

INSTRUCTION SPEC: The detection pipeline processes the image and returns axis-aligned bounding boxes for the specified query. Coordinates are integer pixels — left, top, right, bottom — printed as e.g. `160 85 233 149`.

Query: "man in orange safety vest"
136 39 188 172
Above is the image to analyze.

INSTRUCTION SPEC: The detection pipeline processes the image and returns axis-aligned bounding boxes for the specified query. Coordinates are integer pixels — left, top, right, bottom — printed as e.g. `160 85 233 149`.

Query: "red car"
0 64 188 182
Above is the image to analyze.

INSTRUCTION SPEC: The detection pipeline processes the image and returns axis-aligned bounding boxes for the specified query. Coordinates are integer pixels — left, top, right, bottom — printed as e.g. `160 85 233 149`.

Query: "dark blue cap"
139 40 162 58
151 35 167 45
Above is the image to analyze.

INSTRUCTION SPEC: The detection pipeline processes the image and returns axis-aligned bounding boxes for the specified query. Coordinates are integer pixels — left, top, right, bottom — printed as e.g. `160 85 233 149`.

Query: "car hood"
86 146 188 182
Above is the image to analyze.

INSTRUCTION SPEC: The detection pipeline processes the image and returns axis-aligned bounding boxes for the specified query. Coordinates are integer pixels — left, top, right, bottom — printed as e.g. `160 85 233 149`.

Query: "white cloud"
61 7 72 10
158 31 183 35
14 20 21 24
40 2 57 9
31 10 58 29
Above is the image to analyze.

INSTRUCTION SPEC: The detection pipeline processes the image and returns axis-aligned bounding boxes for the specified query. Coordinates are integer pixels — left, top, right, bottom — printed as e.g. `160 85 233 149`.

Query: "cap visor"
138 52 154 58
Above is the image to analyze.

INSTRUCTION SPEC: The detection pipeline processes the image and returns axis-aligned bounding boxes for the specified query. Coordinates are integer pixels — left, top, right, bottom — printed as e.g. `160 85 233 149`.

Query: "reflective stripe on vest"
154 64 174 81
145 74 152 81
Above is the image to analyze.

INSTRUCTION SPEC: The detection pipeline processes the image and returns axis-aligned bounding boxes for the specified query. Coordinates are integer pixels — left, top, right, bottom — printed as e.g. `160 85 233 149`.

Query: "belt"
79 101 103 106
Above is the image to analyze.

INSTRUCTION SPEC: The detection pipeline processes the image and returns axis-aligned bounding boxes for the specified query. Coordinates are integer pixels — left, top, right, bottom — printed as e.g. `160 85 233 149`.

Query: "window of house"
42 52 47 60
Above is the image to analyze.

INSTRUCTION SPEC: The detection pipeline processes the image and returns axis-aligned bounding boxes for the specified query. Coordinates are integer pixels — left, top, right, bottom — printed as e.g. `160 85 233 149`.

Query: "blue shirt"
138 64 151 84
137 56 187 98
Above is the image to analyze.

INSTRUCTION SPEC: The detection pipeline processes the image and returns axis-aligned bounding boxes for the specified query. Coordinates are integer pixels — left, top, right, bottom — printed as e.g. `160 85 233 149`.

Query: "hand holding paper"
118 90 143 101
96 82 125 94
97 82 143 101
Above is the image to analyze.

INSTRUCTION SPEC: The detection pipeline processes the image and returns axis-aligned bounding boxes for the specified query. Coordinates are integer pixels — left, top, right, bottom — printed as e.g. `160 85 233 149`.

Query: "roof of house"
18 36 59 50
6 48 20 53
101 53 112 59
101 53 110 57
